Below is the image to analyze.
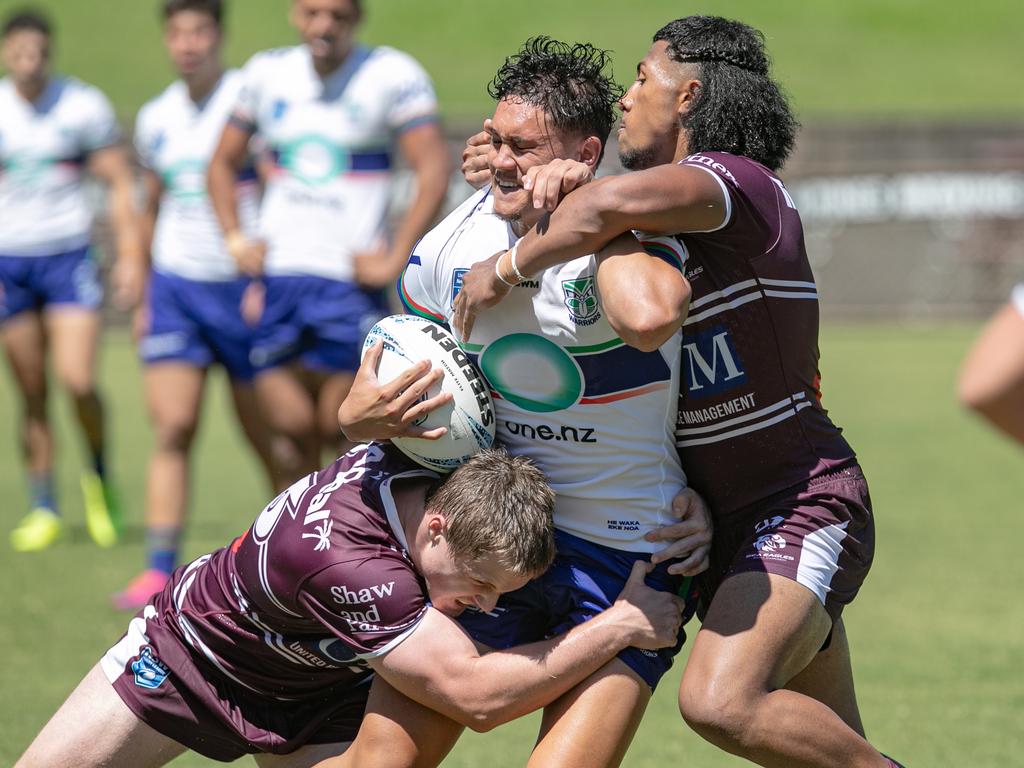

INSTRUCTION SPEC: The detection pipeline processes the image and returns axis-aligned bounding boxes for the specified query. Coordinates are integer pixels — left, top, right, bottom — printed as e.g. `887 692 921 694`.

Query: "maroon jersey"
672 152 856 514
152 443 435 701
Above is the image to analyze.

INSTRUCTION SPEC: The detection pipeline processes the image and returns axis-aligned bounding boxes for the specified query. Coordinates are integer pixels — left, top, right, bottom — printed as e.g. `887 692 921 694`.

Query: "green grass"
0 0 1022 121
2 324 1023 766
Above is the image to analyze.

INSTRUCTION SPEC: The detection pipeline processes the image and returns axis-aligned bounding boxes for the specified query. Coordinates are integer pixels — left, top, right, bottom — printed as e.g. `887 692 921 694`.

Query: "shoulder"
680 151 777 192
58 76 114 115
413 189 494 263
137 81 180 125
366 45 429 76
241 45 301 78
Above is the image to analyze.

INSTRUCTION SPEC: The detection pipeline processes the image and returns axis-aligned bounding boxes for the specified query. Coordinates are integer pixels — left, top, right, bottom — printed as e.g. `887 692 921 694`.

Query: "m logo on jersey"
450 268 467 307
681 326 747 396
562 277 600 326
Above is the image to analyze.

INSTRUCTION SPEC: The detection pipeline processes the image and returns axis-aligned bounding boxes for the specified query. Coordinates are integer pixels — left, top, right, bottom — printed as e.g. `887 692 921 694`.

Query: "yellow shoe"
81 472 122 548
10 508 63 552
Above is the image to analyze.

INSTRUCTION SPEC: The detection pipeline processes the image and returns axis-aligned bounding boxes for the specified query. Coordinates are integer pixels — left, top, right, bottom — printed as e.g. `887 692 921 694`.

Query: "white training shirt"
135 71 259 281
0 76 119 256
400 190 687 552
232 44 438 281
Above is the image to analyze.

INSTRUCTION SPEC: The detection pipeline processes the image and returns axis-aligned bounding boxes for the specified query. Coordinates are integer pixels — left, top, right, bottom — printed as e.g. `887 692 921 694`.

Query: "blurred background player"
109 0 281 610
1 8 139 552
455 15 906 768
207 0 450 481
958 282 1024 446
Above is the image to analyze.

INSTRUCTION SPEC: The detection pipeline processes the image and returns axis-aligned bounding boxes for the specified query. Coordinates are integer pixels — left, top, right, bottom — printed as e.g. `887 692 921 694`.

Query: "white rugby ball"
361 315 495 472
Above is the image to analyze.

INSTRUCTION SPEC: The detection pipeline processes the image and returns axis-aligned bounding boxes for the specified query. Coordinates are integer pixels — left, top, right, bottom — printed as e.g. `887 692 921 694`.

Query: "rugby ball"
361 315 495 472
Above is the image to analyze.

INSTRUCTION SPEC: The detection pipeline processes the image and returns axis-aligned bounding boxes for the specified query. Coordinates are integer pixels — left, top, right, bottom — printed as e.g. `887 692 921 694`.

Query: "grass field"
0 0 1022 121
2 324 1023 766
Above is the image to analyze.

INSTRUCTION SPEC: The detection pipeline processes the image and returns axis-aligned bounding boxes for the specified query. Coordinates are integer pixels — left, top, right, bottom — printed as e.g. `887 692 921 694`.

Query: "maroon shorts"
696 464 875 623
100 605 369 762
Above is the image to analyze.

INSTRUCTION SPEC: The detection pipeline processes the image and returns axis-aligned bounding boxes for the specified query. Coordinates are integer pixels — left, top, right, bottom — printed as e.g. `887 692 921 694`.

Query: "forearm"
390 608 632 732
390 156 450 265
110 190 146 270
207 155 243 235
514 176 629 277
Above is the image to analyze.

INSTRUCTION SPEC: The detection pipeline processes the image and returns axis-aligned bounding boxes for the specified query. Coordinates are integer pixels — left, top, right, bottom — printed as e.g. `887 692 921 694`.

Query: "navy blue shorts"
458 530 694 691
140 270 256 381
0 245 102 321
250 276 387 374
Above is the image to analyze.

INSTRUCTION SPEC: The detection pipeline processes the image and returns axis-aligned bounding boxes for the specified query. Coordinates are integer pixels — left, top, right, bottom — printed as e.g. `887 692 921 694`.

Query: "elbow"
438 687 515 732
613 292 690 353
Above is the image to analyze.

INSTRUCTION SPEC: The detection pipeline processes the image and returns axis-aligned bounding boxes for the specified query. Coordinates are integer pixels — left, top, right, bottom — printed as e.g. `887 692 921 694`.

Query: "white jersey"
400 190 687 552
232 44 438 280
0 76 119 256
135 71 259 281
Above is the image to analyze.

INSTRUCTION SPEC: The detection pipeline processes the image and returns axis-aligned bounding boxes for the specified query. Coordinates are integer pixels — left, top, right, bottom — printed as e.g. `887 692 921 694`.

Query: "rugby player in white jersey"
455 15 907 768
1 8 139 552
959 283 1024 445
207 0 450 483
110 0 282 610
334 38 712 768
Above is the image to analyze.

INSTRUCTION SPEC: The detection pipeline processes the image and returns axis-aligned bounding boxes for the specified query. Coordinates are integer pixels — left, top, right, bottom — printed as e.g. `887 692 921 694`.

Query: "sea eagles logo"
561 277 600 325
754 534 787 553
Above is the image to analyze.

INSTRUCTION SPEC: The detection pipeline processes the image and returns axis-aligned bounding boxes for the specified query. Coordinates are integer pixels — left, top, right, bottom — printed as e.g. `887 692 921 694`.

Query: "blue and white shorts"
250 275 387 374
0 245 102 322
458 529 695 691
140 270 256 381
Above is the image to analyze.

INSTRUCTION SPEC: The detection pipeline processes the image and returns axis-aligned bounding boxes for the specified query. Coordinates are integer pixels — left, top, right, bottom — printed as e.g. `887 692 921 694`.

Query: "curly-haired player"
335 36 709 768
455 16 907 768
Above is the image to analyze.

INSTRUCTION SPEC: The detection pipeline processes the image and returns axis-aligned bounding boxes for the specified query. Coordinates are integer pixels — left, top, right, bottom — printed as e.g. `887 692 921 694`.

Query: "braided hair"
654 16 798 171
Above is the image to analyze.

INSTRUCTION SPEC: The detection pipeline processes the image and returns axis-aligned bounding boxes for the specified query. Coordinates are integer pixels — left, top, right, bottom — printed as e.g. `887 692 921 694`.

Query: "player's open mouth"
495 179 520 192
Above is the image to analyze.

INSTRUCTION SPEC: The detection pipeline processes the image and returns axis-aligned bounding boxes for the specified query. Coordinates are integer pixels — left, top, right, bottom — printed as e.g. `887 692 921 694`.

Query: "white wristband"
494 253 516 287
508 242 528 283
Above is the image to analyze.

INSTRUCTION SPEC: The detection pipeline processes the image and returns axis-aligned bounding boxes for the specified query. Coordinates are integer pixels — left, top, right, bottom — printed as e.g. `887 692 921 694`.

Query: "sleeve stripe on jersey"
228 113 257 133
399 270 445 322
640 241 686 270
395 112 440 134
682 164 733 232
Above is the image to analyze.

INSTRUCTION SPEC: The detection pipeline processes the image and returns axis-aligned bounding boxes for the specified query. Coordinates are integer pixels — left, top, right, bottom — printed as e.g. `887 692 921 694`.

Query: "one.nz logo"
562 277 600 326
131 647 169 690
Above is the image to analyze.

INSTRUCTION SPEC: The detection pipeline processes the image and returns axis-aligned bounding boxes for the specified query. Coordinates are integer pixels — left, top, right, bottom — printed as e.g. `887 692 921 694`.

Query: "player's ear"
579 136 602 170
426 513 447 543
678 77 701 120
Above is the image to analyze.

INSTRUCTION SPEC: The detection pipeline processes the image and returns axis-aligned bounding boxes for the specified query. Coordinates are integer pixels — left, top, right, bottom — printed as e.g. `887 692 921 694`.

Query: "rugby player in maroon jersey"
453 15 906 768
17 444 686 767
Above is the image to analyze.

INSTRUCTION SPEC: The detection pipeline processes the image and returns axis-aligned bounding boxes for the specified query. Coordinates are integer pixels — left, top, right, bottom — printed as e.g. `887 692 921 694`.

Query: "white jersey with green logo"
231 44 438 281
135 71 259 281
400 189 687 552
0 76 119 256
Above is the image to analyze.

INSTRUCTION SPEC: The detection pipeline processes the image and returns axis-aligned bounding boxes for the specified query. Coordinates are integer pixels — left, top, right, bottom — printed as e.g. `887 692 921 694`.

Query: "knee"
152 414 198 453
57 369 96 401
678 673 754 749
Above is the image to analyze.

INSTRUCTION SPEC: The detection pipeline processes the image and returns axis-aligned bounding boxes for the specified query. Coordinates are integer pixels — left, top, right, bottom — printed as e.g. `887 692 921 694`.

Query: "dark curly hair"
162 0 224 26
489 36 623 164
654 16 798 171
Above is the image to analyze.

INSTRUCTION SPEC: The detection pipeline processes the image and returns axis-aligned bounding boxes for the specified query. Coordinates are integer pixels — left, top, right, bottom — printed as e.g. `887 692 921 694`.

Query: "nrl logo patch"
561 277 600 326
